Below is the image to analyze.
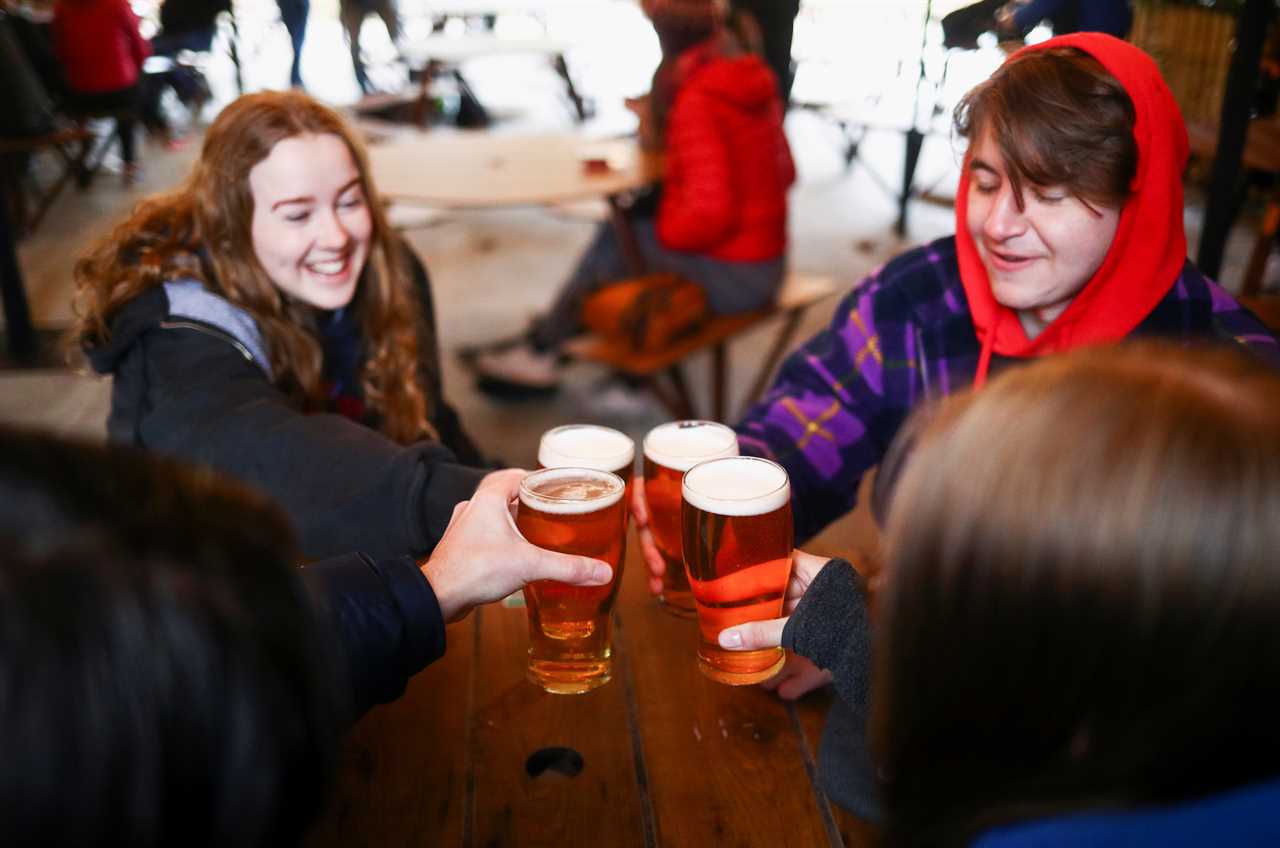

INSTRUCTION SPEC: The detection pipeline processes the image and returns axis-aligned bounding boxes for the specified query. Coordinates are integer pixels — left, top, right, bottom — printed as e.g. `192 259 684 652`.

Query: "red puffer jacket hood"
657 39 795 262
674 46 780 114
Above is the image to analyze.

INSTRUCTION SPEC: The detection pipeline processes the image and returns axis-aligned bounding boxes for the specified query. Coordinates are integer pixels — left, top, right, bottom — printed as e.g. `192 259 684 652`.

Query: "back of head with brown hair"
0 425 340 846
954 47 1138 211
873 342 1280 846
71 90 435 444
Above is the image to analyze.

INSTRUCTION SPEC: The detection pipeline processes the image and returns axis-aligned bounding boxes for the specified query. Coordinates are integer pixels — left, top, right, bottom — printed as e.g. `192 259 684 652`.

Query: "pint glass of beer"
642 421 738 615
517 467 628 694
538 424 636 490
681 456 793 685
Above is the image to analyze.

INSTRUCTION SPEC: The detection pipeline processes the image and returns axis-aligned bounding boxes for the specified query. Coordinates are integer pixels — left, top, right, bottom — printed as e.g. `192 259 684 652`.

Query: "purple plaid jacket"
736 236 1280 542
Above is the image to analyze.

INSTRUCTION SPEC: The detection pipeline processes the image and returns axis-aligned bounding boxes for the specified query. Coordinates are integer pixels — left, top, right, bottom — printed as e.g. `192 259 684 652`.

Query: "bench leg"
607 196 647 276
0 192 35 358
552 53 589 122
1242 196 1280 297
629 371 691 420
895 128 924 238
742 307 806 417
712 342 727 423
663 364 696 419
26 142 81 234
411 60 444 126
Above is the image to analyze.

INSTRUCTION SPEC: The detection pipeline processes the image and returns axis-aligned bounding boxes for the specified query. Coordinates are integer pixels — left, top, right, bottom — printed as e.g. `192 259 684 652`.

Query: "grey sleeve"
781 558 872 711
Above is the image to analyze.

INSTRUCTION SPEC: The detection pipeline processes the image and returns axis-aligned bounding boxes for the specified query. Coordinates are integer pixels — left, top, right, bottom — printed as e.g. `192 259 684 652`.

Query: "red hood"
674 40 780 113
955 33 1190 386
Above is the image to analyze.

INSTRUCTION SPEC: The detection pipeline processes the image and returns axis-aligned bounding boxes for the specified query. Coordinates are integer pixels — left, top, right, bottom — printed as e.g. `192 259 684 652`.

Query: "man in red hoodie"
475 0 795 393
52 0 151 182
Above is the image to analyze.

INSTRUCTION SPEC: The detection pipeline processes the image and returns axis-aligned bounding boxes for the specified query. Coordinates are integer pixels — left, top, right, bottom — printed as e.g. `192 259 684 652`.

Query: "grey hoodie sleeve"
781 558 872 711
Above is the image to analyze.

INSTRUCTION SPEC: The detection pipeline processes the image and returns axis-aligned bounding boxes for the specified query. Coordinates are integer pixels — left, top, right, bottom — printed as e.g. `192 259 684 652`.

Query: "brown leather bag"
581 273 708 352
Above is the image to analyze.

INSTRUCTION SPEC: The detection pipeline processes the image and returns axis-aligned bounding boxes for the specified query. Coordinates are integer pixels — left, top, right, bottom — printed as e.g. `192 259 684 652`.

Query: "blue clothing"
975 776 1280 847
1012 0 1132 38
277 0 308 87
302 552 445 721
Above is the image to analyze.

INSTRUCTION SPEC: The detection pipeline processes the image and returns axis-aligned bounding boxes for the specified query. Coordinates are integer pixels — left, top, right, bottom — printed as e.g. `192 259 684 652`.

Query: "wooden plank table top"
307 529 878 847
368 131 659 209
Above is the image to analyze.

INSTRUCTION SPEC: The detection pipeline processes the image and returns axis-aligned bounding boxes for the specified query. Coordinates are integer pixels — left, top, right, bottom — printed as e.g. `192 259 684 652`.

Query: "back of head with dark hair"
0 428 339 847
874 343 1280 846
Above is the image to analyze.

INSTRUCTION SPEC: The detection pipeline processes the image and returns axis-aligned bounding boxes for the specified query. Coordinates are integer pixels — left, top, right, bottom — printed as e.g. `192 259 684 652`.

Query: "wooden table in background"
306 530 878 846
368 132 656 209
368 131 660 272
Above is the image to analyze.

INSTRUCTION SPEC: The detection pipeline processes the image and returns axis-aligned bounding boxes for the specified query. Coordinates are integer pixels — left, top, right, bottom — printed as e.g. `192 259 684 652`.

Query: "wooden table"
369 131 659 271
369 131 655 208
306 530 878 846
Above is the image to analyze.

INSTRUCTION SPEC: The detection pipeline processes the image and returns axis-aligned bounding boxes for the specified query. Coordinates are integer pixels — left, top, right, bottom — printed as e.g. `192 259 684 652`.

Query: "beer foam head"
539 425 635 473
682 456 790 516
520 467 624 514
643 420 738 472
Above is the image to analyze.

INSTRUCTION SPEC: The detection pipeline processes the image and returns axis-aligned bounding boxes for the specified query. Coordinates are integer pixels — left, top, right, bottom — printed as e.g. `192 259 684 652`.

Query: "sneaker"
474 344 561 398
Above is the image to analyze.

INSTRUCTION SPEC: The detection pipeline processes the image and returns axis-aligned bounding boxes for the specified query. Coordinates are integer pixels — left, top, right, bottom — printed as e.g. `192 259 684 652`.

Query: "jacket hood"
85 281 272 378
955 33 1189 385
676 41 779 112
85 286 167 375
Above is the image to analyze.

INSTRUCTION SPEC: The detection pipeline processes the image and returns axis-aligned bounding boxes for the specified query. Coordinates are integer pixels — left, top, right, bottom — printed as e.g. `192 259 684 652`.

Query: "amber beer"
538 424 636 490
642 421 738 615
681 456 793 685
517 467 627 694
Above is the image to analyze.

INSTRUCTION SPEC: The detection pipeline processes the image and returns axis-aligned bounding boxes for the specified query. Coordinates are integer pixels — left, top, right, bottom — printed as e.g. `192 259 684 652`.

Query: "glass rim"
539 424 636 468
681 455 790 503
643 419 738 467
519 466 626 507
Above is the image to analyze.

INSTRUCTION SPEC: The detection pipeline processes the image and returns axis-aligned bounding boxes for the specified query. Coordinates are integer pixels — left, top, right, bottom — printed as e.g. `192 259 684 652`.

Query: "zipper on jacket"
158 319 259 368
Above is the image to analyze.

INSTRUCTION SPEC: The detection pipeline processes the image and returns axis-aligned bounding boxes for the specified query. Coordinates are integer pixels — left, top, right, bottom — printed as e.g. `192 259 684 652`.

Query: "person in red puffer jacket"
474 0 795 394
52 0 152 182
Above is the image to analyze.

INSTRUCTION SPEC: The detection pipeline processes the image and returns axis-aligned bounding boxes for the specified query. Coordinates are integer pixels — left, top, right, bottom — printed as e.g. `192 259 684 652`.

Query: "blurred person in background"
474 0 794 394
729 0 799 105
278 0 308 88
996 0 1133 40
150 0 228 55
339 0 400 95
51 0 159 182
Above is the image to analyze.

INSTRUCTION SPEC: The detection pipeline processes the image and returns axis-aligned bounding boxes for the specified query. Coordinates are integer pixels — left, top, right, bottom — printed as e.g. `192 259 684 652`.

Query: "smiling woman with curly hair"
71 90 488 561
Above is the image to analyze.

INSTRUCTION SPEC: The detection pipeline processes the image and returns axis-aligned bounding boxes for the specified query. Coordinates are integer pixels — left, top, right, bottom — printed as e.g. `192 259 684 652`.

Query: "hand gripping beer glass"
642 421 738 615
517 467 628 694
539 424 636 490
681 456 793 684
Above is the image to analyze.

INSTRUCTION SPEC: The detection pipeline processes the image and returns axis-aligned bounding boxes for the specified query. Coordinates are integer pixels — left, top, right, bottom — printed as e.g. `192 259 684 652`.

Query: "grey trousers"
531 219 785 351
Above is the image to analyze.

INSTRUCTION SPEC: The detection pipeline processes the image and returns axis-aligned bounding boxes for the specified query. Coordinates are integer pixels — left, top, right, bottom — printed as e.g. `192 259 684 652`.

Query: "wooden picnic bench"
565 272 839 422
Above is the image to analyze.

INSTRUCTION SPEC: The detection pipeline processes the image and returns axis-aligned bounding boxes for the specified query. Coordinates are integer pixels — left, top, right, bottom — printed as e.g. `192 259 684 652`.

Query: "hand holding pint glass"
682 456 793 684
641 421 738 615
516 467 628 694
